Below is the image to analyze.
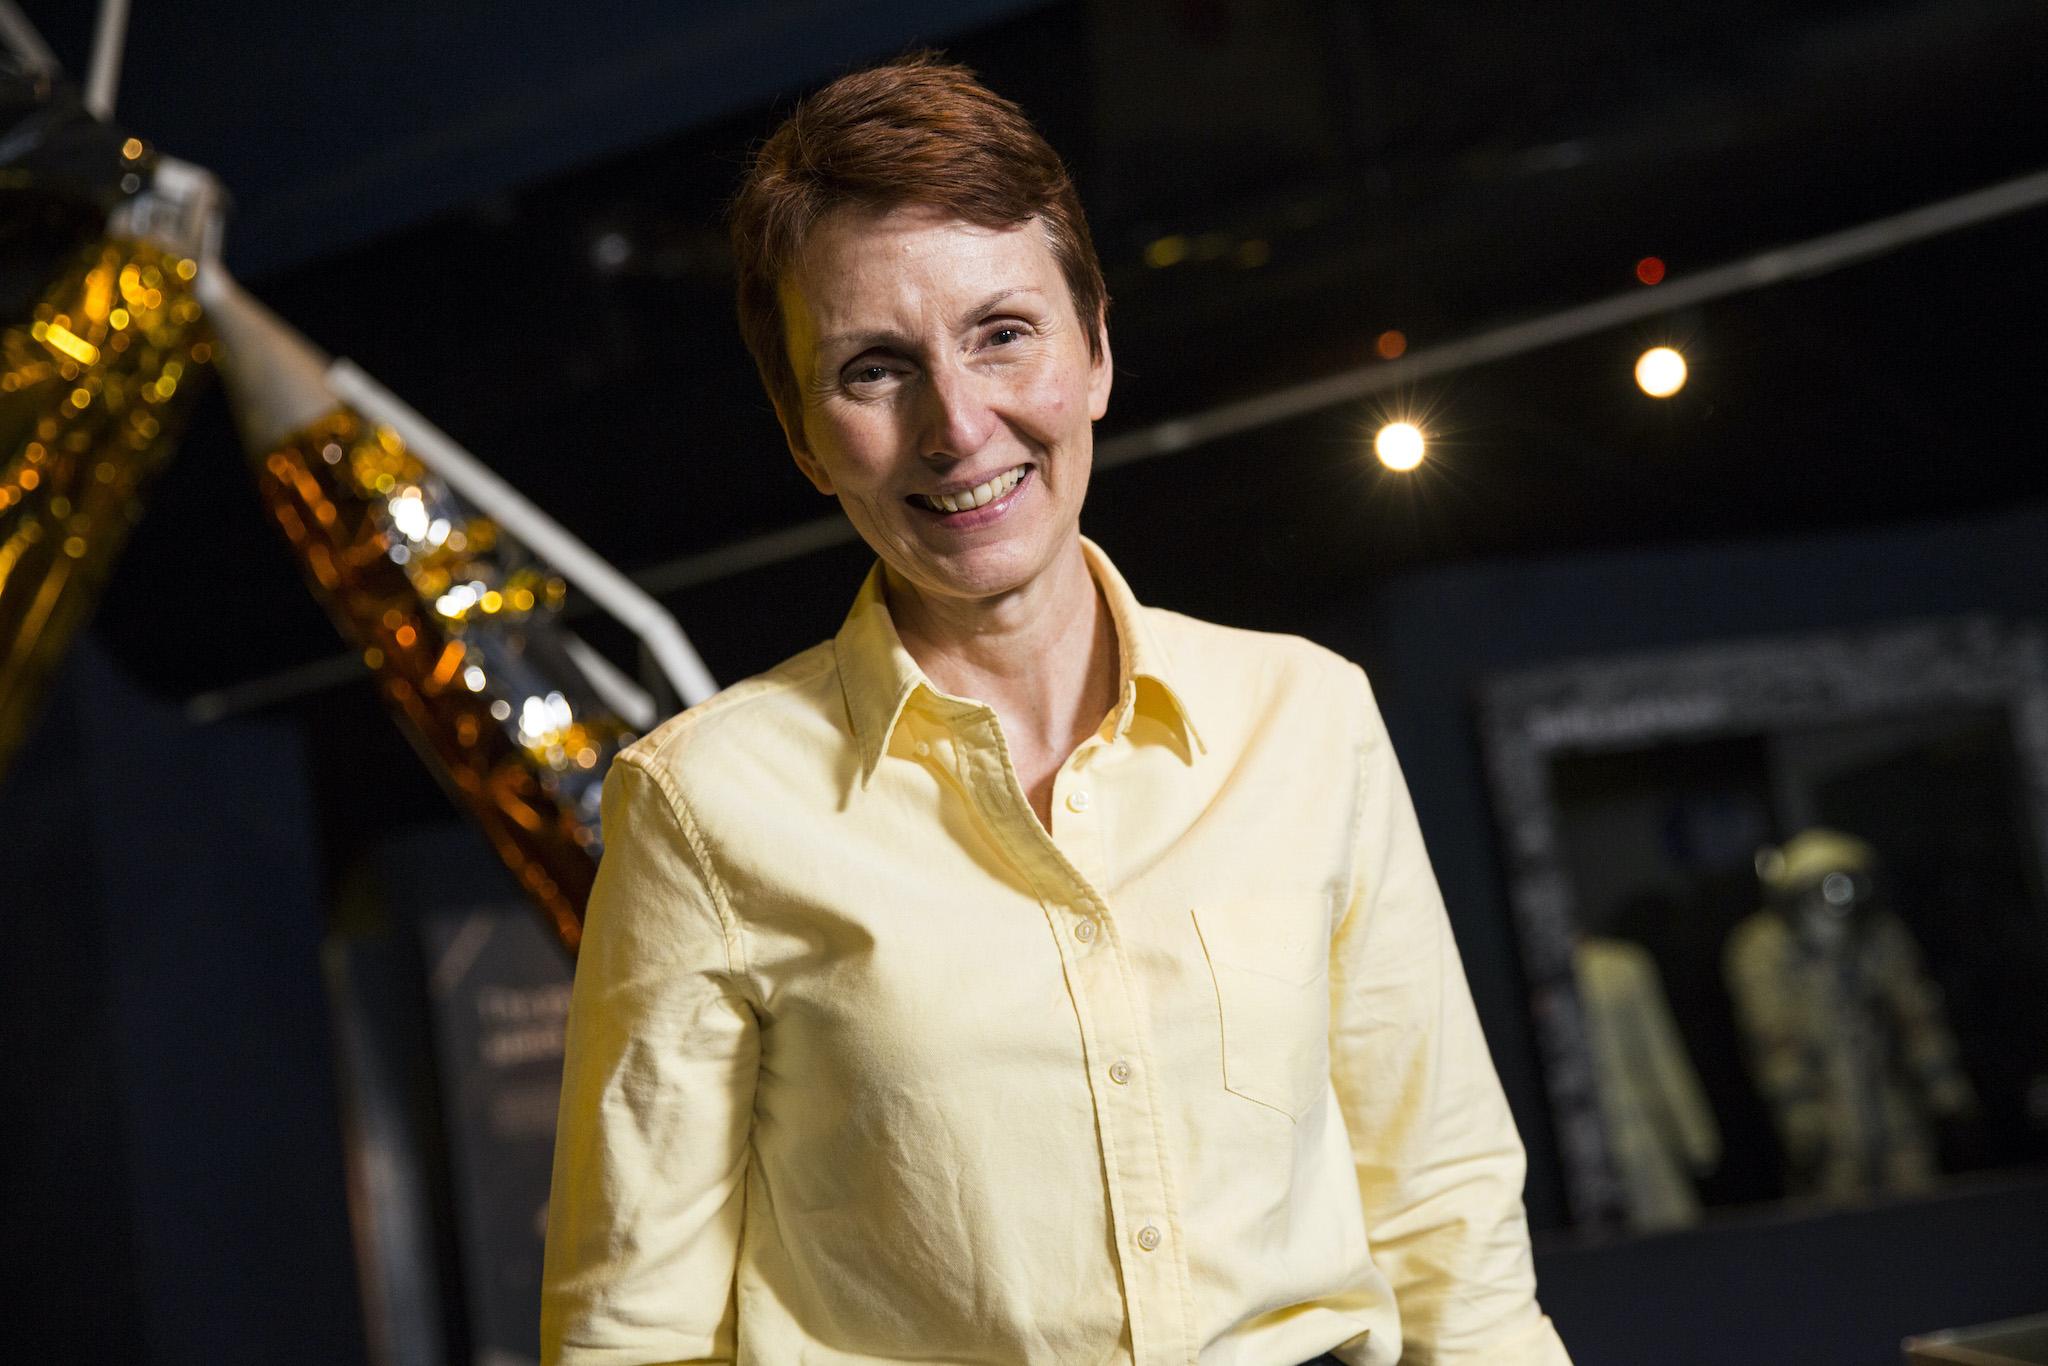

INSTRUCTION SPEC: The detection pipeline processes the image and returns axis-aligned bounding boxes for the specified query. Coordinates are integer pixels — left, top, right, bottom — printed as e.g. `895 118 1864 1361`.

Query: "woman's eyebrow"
956 287 1039 329
817 287 1044 358
817 325 907 355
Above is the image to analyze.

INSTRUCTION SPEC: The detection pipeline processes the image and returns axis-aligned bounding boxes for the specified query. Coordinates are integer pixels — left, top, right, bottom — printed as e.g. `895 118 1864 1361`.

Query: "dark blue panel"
67 635 364 1365
0 645 148 1364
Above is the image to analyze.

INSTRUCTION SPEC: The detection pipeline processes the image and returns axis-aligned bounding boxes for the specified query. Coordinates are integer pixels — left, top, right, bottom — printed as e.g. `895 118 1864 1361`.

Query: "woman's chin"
888 526 1075 607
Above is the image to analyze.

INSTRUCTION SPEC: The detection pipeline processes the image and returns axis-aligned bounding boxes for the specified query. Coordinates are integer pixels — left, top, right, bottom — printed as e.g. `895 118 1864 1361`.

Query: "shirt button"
1135 1225 1162 1252
914 740 931 757
1108 1060 1131 1085
1074 919 1097 944
1065 789 1091 813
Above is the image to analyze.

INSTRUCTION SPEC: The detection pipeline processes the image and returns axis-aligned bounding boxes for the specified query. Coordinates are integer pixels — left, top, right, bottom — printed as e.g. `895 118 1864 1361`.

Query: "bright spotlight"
1635 346 1688 398
1375 421 1425 471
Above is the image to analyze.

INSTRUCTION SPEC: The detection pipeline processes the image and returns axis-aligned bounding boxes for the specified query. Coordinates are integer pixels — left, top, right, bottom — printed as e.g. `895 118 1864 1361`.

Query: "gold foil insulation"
253 409 632 950
0 239 211 771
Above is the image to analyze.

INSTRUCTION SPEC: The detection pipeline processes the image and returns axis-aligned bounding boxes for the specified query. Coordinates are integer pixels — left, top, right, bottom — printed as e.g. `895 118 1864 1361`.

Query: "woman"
542 54 1570 1366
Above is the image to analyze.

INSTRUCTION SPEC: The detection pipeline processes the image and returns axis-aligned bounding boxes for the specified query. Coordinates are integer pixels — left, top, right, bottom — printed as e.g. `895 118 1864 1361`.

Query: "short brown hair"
728 53 1108 431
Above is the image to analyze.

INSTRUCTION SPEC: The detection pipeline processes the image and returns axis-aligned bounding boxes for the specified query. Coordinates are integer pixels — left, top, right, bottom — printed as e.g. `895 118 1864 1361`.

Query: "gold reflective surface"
0 239 211 773
254 408 633 951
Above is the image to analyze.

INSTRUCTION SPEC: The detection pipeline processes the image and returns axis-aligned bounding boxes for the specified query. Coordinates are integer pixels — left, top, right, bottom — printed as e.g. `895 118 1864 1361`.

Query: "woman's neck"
885 539 1120 773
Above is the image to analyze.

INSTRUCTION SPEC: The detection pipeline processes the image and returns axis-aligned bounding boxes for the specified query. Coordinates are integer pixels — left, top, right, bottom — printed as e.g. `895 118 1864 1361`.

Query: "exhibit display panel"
1481 618 2048 1230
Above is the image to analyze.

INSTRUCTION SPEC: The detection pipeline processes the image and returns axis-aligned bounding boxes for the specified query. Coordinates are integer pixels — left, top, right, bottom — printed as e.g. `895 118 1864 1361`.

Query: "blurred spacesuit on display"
1726 829 1975 1202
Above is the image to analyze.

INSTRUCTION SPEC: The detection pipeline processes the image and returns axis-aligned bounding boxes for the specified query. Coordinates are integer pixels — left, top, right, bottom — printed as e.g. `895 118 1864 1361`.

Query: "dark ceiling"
16 0 2048 713
15 0 1044 276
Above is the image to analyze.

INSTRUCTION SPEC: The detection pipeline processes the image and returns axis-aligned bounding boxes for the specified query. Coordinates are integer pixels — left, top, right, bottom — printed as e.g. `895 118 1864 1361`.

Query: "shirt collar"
1080 536 1206 760
833 536 1206 788
833 560 928 789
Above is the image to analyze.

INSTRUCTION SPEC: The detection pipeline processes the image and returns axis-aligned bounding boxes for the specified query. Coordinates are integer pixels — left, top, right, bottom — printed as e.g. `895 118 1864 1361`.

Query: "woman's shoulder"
617 639 842 778
1134 606 1383 760
1143 605 1368 696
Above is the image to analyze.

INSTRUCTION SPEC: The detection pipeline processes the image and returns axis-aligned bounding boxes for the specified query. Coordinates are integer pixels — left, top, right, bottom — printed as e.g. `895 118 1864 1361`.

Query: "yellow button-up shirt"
542 540 1570 1366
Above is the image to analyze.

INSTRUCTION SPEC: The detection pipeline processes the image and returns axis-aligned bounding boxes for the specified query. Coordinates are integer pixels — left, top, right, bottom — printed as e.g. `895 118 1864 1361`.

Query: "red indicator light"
1635 256 1667 286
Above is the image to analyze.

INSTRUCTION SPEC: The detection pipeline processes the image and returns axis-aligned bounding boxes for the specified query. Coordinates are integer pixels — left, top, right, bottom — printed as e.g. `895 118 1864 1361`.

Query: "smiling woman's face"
777 203 1112 611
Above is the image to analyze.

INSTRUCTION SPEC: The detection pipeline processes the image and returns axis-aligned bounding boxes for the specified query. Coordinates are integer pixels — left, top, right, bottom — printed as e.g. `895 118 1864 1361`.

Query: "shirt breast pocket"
1191 904 1332 1122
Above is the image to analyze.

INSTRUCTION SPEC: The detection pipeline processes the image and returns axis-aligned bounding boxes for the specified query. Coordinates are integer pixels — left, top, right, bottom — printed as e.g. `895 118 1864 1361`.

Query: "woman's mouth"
909 464 1030 517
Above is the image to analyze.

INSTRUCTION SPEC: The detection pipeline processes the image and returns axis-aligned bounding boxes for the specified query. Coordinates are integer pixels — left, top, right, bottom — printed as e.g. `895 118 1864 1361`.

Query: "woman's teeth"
918 466 1026 513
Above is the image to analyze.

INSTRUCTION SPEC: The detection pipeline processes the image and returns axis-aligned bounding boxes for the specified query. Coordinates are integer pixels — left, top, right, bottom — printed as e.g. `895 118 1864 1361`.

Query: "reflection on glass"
1728 828 1975 1202
0 239 209 773
252 408 631 950
1551 707 2048 1222
1575 935 1720 1230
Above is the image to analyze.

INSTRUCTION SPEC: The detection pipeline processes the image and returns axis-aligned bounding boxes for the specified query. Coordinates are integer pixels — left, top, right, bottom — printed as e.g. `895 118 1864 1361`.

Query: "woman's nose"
916 362 998 461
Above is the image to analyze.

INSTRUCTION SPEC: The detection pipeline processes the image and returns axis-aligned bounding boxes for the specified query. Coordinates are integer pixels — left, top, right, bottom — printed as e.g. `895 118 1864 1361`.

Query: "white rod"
634 512 860 598
561 633 658 732
185 651 369 726
83 0 127 120
326 359 719 706
0 1 60 76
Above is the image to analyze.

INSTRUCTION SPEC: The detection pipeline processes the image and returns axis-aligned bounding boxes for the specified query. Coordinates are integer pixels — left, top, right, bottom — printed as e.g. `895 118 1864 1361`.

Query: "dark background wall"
1 638 363 1365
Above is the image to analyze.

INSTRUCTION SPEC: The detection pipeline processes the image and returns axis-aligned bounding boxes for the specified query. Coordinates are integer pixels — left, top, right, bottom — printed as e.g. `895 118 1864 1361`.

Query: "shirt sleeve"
1327 668 1572 1366
540 754 759 1366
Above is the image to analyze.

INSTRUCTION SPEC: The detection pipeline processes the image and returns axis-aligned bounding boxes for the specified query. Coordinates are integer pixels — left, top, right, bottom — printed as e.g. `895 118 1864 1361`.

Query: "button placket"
1045 901 1181 1358
993 729 1187 1364
1053 743 1113 892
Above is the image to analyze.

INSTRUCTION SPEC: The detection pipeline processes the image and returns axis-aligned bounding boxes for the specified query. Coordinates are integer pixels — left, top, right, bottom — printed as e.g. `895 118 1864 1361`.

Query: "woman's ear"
778 401 835 495
1087 319 1114 422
